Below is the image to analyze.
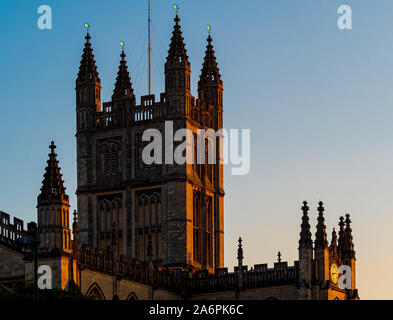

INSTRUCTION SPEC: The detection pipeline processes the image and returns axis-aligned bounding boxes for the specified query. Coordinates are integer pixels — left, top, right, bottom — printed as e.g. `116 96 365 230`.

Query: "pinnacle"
77 32 100 82
166 14 189 66
113 50 134 99
38 141 68 202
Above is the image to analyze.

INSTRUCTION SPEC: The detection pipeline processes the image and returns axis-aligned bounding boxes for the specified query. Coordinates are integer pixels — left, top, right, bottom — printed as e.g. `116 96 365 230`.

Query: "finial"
173 3 180 15
339 216 345 229
277 251 282 263
345 213 351 227
302 201 309 212
50 141 56 153
206 25 213 44
84 23 90 40
207 25 211 35
318 201 324 212
237 237 243 261
120 41 126 59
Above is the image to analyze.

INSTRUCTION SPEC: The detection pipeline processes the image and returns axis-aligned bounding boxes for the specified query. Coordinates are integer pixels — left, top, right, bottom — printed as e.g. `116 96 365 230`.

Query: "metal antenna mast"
148 0 152 95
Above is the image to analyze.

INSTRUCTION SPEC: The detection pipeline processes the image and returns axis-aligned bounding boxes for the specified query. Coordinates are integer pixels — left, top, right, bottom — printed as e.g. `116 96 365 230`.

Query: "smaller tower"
314 201 329 283
298 201 313 299
26 142 78 290
37 141 72 254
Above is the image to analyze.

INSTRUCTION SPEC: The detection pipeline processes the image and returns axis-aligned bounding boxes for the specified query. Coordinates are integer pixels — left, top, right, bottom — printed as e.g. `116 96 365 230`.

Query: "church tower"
75 14 224 273
37 141 72 254
27 142 78 290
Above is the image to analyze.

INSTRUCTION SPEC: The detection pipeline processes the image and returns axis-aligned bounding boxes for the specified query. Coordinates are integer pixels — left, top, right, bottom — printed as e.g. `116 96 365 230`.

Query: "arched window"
98 197 123 251
86 283 106 300
126 292 138 300
136 191 162 262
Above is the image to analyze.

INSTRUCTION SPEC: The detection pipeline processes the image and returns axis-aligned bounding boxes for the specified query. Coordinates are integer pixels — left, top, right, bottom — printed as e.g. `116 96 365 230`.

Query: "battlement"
77 244 299 295
96 94 167 129
95 93 206 129
0 211 36 252
95 98 216 130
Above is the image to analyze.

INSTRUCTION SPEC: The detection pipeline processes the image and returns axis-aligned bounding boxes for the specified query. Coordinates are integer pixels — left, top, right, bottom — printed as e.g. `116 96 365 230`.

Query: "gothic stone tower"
76 15 224 272
26 142 78 290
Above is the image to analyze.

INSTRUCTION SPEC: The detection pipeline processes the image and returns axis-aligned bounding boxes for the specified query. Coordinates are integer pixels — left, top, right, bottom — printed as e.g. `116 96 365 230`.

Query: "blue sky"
1 0 393 299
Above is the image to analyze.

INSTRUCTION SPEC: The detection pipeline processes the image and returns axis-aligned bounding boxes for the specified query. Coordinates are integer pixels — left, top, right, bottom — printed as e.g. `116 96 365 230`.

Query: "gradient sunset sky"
1 0 393 299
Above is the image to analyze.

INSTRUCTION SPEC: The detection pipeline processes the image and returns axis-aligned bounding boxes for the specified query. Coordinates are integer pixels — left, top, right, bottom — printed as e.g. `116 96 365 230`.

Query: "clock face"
330 263 339 284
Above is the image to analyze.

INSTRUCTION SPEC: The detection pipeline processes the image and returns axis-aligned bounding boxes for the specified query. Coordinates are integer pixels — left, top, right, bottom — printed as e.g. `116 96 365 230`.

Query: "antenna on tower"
148 0 152 95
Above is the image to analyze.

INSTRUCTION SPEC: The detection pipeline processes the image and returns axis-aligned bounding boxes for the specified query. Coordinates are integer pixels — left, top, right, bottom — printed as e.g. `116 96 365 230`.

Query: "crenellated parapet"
76 241 299 296
0 211 36 252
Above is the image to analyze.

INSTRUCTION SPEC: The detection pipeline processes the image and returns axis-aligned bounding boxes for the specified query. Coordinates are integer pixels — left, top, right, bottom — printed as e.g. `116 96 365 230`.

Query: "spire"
315 201 328 249
330 228 338 259
199 34 222 85
331 228 337 248
166 15 189 66
337 216 346 254
112 49 134 100
236 237 244 300
343 214 355 260
299 201 312 249
237 237 244 264
38 141 68 202
77 32 100 83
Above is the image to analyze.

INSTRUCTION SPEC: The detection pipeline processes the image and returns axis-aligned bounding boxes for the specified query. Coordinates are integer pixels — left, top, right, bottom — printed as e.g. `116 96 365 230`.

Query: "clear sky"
1 0 393 299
